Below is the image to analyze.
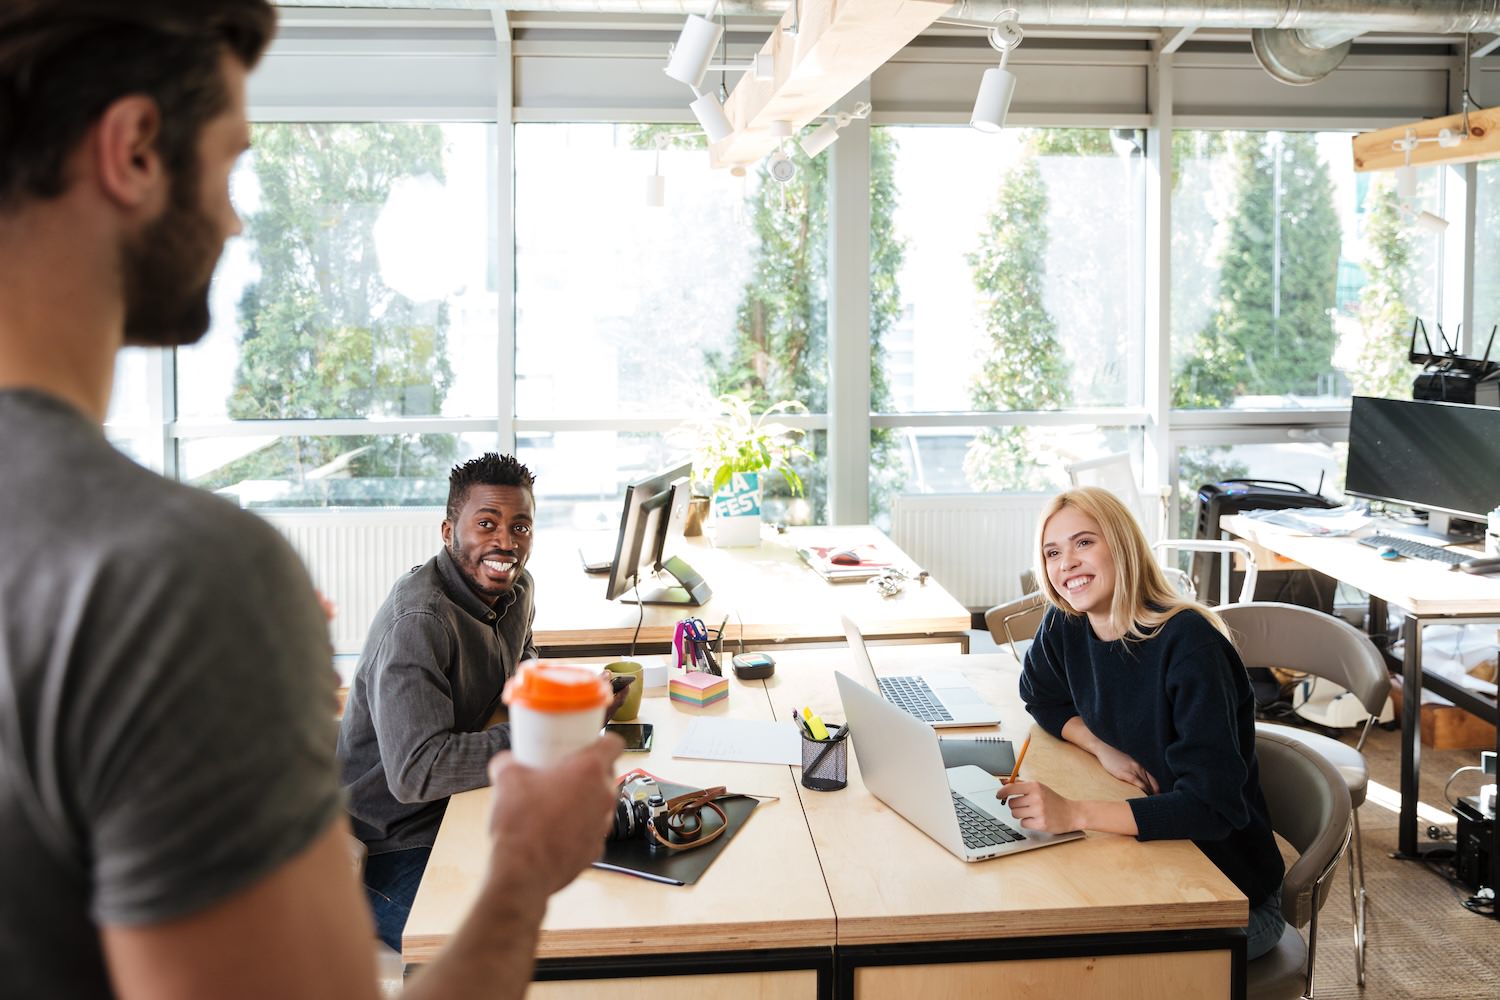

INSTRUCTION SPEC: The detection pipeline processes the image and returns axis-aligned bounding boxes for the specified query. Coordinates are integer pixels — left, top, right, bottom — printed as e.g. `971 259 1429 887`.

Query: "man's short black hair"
446 453 536 524
0 0 275 211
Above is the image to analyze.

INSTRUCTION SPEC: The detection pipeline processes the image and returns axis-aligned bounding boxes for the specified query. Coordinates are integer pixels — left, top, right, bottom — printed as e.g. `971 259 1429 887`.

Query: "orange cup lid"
503 661 610 714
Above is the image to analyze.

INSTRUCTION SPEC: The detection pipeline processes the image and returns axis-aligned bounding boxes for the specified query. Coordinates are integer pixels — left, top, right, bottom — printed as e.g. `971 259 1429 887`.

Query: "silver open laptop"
835 671 1084 862
842 615 1002 727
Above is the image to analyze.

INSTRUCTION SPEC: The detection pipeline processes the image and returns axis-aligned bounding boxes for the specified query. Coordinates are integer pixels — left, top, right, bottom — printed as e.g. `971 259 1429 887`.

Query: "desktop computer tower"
1454 796 1493 893
1193 479 1338 610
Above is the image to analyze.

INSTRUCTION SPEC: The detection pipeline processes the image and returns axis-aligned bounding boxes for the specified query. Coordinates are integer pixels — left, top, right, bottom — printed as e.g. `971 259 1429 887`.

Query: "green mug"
605 660 645 722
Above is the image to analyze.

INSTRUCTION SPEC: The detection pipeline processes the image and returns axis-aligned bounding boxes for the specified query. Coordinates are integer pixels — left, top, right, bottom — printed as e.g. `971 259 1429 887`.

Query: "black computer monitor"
603 462 712 605
1345 395 1500 537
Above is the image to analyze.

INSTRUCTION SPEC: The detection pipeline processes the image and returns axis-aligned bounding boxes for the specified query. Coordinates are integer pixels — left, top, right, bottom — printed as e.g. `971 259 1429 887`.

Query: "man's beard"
121 164 223 348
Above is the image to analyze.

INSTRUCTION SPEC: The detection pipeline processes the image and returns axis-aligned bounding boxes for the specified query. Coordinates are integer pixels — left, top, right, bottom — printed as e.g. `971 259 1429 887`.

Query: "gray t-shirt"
0 390 343 997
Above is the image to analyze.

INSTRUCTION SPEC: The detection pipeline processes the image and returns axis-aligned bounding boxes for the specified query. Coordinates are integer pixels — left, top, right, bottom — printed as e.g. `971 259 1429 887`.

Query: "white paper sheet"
672 717 802 765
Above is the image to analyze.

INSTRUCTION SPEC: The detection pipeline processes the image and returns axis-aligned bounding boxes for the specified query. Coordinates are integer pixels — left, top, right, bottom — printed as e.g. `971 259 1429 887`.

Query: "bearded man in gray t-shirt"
0 4 620 998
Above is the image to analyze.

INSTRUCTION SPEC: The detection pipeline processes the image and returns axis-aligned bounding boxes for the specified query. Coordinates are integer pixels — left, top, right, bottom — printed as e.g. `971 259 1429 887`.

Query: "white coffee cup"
502 661 611 768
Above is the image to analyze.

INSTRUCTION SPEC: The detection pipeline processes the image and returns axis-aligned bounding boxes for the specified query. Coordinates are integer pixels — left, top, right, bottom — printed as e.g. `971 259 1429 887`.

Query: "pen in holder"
673 618 722 675
799 724 850 792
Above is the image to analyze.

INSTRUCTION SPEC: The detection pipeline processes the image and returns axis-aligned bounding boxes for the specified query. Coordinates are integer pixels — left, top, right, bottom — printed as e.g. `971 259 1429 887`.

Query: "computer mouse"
830 548 862 566
1377 546 1402 561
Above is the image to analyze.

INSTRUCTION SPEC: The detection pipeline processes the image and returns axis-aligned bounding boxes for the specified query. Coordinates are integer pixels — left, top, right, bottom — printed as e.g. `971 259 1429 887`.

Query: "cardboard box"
1390 676 1498 750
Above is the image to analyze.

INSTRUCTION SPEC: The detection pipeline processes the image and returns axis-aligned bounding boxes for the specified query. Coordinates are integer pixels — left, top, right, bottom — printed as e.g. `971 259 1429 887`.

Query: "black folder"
591 780 761 886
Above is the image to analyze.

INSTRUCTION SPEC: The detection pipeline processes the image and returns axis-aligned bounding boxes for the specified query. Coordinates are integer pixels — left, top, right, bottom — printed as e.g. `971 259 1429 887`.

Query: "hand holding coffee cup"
604 661 644 722
502 661 612 768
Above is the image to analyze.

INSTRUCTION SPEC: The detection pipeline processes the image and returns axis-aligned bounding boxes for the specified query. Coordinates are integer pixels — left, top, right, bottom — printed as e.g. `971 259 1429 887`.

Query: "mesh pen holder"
800 724 850 792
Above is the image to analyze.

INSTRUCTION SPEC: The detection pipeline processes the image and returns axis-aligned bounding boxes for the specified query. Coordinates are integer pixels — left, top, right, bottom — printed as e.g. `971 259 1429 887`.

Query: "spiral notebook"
938 737 1015 775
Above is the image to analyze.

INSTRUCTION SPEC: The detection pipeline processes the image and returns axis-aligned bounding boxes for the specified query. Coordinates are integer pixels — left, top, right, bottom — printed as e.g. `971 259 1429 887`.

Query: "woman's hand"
996 780 1081 834
1094 743 1160 794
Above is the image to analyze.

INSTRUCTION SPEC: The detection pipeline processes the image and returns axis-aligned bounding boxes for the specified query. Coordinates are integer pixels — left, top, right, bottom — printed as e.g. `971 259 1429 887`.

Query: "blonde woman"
1005 486 1286 961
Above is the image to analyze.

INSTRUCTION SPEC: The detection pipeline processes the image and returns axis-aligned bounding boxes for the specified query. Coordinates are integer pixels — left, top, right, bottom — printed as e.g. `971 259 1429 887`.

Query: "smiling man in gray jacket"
338 452 543 951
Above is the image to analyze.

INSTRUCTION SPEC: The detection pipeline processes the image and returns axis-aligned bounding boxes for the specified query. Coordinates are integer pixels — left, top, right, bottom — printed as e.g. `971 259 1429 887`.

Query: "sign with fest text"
713 471 761 518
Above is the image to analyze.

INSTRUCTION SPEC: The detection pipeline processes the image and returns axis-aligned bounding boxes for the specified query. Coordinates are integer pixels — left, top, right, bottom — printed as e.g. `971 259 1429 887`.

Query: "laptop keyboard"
877 675 953 722
952 792 1027 849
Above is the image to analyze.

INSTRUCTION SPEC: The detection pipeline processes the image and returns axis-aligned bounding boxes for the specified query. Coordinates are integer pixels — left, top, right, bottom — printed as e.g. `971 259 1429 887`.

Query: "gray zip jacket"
337 547 536 854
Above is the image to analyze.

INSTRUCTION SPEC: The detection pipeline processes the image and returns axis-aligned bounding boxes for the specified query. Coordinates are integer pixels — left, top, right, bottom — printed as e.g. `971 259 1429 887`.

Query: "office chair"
1222 602 1390 989
1065 453 1169 542
1248 728 1353 1000
983 590 1047 661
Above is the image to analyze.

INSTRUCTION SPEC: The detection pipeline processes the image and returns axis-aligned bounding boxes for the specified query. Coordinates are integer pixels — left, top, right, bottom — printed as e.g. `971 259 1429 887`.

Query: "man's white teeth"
483 559 514 572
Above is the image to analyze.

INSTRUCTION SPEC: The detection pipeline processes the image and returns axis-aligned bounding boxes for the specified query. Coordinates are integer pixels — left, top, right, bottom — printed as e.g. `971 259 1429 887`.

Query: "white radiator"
888 493 1051 611
255 508 443 655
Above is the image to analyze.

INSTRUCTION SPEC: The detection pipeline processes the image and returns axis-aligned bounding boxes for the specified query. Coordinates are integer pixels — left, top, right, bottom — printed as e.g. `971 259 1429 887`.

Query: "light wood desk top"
768 645 1247 947
402 657 836 964
1221 515 1500 616
407 645 1245 965
768 644 1248 953
530 525 970 654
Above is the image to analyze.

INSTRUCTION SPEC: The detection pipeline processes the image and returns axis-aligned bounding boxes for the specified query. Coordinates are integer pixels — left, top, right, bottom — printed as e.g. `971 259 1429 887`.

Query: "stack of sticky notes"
669 670 728 708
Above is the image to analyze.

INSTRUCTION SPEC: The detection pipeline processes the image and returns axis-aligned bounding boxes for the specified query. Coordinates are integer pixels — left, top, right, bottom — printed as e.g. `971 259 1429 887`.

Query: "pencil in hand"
1006 734 1032 785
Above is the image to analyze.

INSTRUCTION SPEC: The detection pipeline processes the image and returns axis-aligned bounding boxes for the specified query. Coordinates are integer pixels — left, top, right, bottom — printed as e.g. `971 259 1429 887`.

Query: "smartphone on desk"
605 722 654 752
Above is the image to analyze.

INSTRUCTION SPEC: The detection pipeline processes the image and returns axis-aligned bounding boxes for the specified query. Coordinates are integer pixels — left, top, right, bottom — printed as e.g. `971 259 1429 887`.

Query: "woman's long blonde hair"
1034 486 1229 643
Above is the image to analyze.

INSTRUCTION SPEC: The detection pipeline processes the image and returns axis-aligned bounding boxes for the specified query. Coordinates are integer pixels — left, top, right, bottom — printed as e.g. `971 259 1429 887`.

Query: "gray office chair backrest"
1256 729 1352 928
1218 602 1391 718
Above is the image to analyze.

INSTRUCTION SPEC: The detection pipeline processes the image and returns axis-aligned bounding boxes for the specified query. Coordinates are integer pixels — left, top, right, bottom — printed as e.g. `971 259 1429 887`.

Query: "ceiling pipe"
275 1 1500 85
276 0 1500 30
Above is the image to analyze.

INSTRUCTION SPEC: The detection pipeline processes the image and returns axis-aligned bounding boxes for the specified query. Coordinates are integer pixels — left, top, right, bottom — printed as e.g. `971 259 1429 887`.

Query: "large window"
1171 130 1441 409
514 123 829 523
91 18 1478 530
873 126 1145 505
179 122 497 506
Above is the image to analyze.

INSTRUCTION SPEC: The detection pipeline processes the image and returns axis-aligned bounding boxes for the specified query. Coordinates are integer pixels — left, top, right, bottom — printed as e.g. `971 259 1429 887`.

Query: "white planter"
712 472 763 548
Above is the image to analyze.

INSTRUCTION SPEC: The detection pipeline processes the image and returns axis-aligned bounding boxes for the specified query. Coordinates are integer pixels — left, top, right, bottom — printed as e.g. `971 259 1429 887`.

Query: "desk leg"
1397 614 1422 859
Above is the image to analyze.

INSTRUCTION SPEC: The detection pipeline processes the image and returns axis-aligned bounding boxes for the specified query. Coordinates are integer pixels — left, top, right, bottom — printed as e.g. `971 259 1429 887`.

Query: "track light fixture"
799 101 872 159
645 134 669 208
705 52 776 83
664 1 724 91
689 86 734 143
1391 127 1456 234
970 12 1022 134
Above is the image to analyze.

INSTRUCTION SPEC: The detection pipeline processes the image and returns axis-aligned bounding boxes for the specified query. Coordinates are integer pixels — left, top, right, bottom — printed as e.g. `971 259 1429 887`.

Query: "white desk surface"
1221 514 1500 617
529 524 970 652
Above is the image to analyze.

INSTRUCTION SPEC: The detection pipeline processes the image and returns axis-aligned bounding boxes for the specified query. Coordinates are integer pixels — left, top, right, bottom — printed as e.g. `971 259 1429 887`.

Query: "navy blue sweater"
1019 606 1284 907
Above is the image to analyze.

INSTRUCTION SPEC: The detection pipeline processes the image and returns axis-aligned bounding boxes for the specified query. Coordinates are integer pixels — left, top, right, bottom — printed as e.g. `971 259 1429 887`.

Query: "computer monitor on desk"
604 462 712 606
1345 395 1500 538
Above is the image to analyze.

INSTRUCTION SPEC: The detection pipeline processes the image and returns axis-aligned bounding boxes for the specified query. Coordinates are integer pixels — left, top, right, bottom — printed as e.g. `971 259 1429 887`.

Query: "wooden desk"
1220 515 1500 887
404 659 838 998
409 647 1247 998
530 525 970 656
773 646 1246 999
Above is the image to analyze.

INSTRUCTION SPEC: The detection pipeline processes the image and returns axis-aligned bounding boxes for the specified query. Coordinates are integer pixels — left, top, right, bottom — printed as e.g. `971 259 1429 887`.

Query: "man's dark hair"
446 453 537 524
0 0 275 211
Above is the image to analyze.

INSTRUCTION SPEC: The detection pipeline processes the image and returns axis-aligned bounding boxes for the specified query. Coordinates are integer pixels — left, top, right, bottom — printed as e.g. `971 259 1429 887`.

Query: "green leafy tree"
1478 164 1500 342
200 123 457 504
963 140 1071 491
1175 132 1340 407
1349 175 1417 400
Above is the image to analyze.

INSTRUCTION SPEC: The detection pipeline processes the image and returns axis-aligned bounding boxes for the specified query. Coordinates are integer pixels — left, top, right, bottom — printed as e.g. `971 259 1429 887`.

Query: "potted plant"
685 395 809 546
